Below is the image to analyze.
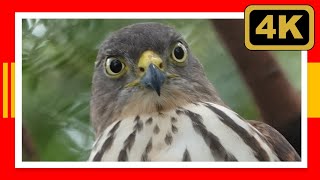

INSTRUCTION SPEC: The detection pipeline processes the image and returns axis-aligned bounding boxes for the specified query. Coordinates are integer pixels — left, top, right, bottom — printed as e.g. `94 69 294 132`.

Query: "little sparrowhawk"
88 23 300 161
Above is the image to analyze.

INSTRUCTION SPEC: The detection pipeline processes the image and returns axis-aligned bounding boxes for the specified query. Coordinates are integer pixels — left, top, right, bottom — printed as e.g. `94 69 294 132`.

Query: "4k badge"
245 5 314 50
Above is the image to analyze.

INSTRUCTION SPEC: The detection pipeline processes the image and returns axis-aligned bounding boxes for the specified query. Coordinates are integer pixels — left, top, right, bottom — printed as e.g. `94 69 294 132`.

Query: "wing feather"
249 121 300 161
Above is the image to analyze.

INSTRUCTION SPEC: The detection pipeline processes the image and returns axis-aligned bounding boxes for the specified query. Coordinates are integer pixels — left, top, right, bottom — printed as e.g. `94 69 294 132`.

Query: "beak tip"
140 63 165 96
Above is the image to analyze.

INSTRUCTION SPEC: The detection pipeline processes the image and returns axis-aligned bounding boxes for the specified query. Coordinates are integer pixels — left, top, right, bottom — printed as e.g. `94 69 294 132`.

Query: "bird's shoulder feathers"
249 120 300 161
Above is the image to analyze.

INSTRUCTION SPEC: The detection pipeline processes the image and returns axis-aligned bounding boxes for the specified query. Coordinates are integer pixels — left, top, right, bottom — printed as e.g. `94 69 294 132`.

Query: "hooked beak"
140 64 166 96
138 50 166 96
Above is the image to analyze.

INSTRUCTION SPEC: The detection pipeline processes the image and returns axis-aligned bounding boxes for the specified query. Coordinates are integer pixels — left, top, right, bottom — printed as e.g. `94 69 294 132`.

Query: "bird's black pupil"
174 46 184 60
110 59 123 73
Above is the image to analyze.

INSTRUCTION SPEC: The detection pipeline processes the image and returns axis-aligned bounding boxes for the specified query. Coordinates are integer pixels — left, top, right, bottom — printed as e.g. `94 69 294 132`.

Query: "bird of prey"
88 23 300 161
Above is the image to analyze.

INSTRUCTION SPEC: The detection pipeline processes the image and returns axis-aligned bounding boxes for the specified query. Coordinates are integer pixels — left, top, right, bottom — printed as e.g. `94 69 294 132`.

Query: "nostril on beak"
139 67 145 73
159 63 163 69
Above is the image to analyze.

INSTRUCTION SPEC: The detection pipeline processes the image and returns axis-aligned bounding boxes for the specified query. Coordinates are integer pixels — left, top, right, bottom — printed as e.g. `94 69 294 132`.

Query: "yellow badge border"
245 5 314 51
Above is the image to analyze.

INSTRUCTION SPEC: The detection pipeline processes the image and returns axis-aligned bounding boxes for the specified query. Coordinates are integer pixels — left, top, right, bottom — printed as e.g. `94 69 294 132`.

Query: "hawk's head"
91 23 223 134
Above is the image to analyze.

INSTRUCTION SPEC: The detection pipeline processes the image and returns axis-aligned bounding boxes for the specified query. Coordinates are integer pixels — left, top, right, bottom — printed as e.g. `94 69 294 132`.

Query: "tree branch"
23 124 39 161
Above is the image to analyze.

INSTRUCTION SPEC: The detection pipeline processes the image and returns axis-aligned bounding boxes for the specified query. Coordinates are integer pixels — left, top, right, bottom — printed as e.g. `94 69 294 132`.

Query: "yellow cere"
137 50 164 76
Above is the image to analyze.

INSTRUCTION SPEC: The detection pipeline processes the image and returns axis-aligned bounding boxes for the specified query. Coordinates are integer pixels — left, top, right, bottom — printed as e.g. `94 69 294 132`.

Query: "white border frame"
15 12 308 168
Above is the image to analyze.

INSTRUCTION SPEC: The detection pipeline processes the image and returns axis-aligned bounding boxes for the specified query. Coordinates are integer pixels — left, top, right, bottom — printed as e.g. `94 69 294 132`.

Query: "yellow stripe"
308 63 320 117
11 63 15 118
3 63 8 118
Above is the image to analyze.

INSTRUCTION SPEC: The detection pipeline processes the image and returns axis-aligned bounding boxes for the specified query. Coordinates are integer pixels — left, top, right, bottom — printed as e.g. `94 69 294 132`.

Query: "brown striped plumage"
89 23 300 162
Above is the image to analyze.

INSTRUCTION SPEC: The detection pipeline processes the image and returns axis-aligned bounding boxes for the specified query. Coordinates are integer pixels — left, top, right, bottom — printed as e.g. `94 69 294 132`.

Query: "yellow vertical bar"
308 63 320 117
3 63 8 118
11 63 15 118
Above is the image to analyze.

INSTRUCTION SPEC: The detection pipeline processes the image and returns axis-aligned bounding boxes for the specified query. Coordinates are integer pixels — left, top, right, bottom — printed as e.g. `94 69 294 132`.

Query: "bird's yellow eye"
104 57 127 78
171 42 188 65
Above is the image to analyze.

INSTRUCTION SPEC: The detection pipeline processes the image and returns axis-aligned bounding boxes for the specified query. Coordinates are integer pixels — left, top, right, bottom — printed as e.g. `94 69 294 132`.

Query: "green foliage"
22 19 301 161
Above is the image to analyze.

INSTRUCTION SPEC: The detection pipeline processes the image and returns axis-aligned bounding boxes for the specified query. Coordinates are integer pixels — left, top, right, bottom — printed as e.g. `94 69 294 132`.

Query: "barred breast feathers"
89 102 298 161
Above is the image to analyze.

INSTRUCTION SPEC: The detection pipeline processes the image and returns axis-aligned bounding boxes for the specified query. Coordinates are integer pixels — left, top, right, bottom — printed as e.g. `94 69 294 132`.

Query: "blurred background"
22 19 301 161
